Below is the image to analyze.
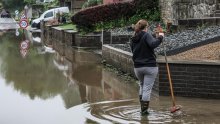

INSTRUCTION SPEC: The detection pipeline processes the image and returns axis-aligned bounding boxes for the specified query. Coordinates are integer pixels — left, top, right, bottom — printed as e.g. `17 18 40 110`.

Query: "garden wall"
42 23 131 49
74 34 101 49
44 25 59 46
43 26 102 49
64 30 77 47
102 45 159 92
158 61 220 99
102 45 220 99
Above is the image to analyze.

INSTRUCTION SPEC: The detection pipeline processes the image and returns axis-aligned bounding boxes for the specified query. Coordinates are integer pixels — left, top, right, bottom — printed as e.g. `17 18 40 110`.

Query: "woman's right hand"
159 33 164 37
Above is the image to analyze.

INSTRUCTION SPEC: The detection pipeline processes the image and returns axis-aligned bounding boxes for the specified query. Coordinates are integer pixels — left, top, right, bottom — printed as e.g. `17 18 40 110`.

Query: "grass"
58 23 76 30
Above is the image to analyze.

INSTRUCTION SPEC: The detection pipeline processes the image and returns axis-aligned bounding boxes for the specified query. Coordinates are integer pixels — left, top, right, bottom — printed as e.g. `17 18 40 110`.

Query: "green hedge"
71 0 160 32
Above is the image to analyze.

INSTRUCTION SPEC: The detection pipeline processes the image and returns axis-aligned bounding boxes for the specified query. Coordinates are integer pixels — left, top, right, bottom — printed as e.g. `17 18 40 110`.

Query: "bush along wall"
71 0 160 33
71 1 135 32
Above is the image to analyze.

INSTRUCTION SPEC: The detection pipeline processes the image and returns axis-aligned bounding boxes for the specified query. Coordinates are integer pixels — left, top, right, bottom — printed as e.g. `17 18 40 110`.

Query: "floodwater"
0 31 220 124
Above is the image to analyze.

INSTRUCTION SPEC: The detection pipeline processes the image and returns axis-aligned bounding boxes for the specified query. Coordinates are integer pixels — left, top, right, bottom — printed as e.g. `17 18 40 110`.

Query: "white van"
36 0 55 4
31 7 69 28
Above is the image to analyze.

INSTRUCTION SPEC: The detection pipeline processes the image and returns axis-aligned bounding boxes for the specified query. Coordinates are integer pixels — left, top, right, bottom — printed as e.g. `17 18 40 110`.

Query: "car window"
44 11 53 18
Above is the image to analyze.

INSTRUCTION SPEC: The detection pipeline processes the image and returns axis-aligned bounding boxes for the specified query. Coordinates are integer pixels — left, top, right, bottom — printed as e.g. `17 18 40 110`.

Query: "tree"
2 0 25 11
1 0 37 11
24 0 35 4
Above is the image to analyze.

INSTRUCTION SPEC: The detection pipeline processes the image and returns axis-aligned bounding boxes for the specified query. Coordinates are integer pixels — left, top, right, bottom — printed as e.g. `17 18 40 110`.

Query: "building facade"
59 0 86 13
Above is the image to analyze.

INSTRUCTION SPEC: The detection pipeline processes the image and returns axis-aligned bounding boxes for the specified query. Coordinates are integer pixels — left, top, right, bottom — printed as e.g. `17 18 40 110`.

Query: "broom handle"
162 40 176 107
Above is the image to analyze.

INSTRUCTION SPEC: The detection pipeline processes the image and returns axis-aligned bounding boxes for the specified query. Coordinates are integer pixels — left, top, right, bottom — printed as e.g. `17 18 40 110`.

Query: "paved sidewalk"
0 18 19 30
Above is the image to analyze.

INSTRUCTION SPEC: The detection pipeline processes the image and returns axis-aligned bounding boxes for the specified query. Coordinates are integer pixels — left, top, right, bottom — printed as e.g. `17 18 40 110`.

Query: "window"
44 11 53 18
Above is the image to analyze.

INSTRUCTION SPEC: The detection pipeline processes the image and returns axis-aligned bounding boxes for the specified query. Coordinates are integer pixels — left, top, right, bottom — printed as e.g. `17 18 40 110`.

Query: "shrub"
62 13 71 22
71 1 135 31
72 0 160 32
95 17 129 31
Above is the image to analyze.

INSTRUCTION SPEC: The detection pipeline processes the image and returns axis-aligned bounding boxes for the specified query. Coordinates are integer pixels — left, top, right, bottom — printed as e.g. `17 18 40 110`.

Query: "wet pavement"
0 31 219 124
0 18 19 30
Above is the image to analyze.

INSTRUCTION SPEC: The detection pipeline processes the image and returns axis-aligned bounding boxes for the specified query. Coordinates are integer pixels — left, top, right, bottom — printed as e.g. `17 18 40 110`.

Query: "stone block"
65 46 75 62
103 31 111 44
111 35 131 44
64 30 77 47
44 25 54 45
74 34 101 49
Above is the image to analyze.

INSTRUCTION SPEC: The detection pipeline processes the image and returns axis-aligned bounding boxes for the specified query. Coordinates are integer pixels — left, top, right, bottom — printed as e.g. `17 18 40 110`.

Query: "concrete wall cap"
52 27 64 30
157 56 220 65
103 45 132 56
64 30 77 33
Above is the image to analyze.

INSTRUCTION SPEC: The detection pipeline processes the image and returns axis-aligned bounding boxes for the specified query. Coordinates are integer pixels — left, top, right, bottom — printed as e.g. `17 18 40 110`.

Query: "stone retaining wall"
102 45 220 99
64 30 77 46
44 25 59 46
103 31 132 44
41 23 60 46
178 18 220 28
102 45 134 75
74 34 102 49
49 26 102 49
52 27 65 43
160 0 217 24
111 35 132 44
166 35 220 55
42 23 132 49
40 21 45 45
102 45 159 91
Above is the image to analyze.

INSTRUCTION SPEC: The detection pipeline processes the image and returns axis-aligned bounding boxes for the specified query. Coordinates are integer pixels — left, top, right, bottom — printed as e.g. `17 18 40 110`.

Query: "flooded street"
0 31 220 124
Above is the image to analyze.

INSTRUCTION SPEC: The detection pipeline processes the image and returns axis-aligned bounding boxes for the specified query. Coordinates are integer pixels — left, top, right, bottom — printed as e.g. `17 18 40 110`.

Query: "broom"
158 24 181 113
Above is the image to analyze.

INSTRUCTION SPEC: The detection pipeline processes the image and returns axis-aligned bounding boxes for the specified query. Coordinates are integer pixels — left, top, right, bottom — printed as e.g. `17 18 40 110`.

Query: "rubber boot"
139 95 143 114
139 95 142 103
139 95 142 112
141 101 149 115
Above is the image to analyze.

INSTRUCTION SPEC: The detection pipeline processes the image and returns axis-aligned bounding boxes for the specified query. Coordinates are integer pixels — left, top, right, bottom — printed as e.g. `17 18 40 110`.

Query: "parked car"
0 9 11 18
31 7 69 29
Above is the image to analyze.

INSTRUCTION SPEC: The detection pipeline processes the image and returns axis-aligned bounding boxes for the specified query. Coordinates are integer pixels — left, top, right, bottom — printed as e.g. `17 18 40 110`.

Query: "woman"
130 19 164 115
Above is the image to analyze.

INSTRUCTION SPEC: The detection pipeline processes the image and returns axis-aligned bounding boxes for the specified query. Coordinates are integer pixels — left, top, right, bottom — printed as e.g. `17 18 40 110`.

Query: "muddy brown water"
0 31 219 124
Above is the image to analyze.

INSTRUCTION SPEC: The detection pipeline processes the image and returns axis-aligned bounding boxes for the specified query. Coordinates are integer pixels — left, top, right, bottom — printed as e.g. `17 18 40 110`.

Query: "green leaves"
2 0 25 11
72 1 135 32
72 0 161 33
24 0 35 4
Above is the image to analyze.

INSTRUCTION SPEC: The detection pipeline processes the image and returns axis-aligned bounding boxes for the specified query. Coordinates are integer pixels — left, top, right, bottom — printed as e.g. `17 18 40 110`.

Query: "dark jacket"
130 31 163 68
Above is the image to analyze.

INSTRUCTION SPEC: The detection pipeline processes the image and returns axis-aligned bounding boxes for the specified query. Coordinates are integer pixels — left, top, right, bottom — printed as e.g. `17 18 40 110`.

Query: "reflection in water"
0 32 220 124
83 99 174 124
0 34 67 99
70 96 220 124
0 18 19 30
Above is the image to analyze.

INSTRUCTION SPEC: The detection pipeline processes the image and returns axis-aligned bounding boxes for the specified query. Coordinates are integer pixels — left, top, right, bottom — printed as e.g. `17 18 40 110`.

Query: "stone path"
0 18 19 30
